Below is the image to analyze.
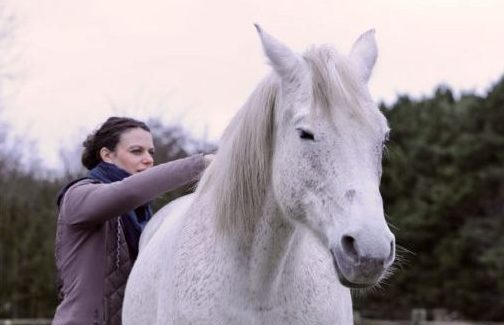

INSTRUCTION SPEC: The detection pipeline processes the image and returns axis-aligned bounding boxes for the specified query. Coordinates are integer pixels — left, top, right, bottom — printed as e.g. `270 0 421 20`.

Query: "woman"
53 117 211 325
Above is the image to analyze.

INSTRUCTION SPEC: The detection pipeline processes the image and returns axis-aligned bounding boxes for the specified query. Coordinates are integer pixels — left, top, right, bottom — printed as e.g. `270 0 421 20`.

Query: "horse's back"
123 194 194 325
139 194 195 252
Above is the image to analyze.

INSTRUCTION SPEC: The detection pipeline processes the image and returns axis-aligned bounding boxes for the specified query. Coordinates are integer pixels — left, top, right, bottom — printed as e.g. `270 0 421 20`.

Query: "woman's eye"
297 128 315 141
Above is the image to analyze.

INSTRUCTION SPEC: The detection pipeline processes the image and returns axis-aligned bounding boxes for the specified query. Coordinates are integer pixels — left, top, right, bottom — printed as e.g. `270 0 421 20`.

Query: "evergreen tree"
357 78 504 321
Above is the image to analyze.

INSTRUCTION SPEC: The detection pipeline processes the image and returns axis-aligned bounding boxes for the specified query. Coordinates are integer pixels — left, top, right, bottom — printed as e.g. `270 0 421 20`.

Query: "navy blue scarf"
57 162 152 260
88 162 152 260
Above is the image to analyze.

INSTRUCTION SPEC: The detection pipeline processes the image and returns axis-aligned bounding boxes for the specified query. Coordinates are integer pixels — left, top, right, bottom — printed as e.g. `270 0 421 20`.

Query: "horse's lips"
330 249 371 289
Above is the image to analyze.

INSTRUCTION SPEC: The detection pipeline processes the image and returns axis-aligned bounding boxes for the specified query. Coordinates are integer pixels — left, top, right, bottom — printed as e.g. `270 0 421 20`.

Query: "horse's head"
256 25 395 288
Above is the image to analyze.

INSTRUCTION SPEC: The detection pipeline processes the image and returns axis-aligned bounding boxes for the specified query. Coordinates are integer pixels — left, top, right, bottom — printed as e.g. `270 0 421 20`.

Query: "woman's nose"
143 153 154 165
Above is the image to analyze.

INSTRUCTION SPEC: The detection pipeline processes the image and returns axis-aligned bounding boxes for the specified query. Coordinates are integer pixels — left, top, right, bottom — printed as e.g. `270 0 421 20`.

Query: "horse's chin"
330 249 382 289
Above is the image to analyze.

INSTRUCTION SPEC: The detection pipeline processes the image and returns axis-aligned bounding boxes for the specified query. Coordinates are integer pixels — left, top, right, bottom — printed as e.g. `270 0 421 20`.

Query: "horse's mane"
197 45 381 235
196 74 277 234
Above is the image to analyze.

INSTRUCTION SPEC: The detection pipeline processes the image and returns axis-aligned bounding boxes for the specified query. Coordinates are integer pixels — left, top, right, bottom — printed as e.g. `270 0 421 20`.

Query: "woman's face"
102 127 155 174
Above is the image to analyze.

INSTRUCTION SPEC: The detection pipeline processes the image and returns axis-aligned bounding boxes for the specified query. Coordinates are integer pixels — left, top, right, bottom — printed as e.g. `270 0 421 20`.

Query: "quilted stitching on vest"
105 218 133 325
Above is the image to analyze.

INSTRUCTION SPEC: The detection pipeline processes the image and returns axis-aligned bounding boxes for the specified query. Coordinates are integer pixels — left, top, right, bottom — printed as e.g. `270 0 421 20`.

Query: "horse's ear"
255 24 303 79
349 29 378 83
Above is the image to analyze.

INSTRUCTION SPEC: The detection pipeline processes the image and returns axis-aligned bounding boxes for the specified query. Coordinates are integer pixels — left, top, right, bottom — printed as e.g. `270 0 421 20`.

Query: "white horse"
123 25 395 325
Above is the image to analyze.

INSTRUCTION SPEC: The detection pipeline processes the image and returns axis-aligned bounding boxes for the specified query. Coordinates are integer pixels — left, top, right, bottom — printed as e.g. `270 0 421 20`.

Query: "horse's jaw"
247 204 297 302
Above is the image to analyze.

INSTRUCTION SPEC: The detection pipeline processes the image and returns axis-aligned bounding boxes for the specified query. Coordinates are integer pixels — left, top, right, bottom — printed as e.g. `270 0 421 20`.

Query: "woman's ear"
99 147 114 163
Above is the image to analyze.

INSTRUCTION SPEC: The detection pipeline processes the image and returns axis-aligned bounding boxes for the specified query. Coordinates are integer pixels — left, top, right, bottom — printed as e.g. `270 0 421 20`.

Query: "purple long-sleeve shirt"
52 154 206 325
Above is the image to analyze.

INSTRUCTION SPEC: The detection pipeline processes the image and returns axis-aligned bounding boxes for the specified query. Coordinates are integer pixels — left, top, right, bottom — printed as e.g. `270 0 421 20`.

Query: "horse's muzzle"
330 235 395 288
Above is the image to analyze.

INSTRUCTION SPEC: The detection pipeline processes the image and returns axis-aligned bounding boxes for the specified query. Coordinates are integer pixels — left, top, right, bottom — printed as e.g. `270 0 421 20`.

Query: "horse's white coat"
123 26 395 325
138 194 194 252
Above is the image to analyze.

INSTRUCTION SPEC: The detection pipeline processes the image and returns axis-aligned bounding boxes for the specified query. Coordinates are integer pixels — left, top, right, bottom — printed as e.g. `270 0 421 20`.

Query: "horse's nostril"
341 235 359 262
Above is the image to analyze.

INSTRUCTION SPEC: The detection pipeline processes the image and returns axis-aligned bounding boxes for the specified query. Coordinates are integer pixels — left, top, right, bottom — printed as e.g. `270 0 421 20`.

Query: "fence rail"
0 320 51 325
358 322 504 325
354 309 504 325
1 317 503 325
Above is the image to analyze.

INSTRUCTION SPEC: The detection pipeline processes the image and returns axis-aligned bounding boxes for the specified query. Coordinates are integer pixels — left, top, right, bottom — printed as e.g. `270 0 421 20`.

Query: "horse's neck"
184 191 353 323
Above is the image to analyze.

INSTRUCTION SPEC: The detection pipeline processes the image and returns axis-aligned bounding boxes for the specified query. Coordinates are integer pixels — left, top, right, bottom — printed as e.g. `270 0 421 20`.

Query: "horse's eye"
297 128 315 141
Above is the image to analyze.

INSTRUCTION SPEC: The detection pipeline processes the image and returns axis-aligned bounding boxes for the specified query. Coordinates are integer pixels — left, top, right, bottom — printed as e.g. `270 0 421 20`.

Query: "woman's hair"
81 117 151 170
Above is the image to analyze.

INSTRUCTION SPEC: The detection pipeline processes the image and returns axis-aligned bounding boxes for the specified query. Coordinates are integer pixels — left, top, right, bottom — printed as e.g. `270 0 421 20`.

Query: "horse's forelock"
304 46 382 132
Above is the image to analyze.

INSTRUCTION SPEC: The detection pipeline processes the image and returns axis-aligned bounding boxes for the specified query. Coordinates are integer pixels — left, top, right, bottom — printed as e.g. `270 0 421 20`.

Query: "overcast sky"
2 0 504 170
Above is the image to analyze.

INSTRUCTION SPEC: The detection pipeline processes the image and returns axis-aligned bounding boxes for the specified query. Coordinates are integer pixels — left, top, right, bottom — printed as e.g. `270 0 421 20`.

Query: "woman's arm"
59 154 206 226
